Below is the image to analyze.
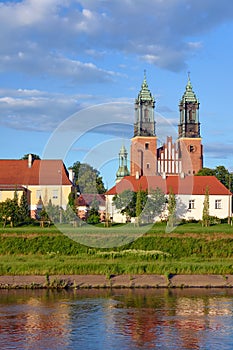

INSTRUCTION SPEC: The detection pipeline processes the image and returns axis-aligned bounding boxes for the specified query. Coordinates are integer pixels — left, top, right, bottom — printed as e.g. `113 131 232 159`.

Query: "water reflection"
0 289 233 349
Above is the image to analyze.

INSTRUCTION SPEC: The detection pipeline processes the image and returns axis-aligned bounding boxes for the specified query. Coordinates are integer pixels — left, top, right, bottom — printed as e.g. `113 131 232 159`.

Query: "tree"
143 188 166 222
196 165 233 192
87 207 100 224
214 166 232 190
113 190 136 219
135 188 147 225
196 167 215 176
45 199 61 223
19 192 30 222
113 188 166 224
21 154 40 160
70 161 106 194
167 188 176 229
0 197 19 227
202 186 210 227
63 203 77 223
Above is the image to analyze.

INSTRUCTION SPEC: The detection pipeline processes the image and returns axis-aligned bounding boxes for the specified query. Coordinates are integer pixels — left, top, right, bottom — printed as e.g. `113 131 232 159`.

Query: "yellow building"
0 155 73 218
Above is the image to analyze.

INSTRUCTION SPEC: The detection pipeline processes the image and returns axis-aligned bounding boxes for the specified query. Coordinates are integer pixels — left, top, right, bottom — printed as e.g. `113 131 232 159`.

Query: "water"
0 288 233 349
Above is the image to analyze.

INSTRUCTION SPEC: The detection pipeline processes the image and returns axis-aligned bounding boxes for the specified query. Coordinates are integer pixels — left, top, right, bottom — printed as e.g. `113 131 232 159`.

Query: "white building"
106 175 232 223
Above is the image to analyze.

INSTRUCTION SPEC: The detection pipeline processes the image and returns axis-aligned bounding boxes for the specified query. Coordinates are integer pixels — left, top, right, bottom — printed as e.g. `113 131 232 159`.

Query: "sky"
0 0 233 188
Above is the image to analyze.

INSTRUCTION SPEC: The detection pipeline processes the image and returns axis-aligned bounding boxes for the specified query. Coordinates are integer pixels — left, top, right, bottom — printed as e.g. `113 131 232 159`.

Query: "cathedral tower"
130 72 157 176
177 74 203 175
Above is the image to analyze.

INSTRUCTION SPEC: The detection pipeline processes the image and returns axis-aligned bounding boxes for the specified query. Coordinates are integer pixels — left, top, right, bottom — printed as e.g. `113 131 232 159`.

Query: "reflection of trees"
1 290 233 350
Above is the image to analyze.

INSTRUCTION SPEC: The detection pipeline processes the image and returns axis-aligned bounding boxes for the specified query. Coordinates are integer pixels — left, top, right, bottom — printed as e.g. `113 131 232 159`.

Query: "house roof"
76 194 106 207
106 175 231 196
0 159 72 186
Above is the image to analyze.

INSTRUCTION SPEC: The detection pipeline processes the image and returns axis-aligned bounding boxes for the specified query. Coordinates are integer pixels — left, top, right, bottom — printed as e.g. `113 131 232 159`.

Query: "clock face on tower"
189 145 196 153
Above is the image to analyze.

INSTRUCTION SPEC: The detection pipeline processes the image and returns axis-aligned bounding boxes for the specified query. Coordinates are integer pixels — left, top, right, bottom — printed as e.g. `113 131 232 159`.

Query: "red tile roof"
76 194 106 207
0 159 72 186
106 175 231 196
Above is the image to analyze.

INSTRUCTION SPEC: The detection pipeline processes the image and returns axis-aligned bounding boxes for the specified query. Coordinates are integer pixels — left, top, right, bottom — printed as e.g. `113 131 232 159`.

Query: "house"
76 194 106 221
106 175 232 223
0 155 73 218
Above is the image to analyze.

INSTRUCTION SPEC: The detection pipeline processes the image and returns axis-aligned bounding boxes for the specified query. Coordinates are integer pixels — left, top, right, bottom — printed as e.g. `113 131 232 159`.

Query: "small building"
0 156 73 218
76 194 106 221
106 175 232 223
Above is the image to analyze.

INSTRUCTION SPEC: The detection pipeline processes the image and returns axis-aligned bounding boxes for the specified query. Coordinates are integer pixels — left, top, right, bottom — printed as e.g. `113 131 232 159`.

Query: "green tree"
202 186 210 227
0 197 19 227
167 188 176 229
70 161 106 194
135 188 147 225
63 204 77 223
113 190 136 219
143 188 166 223
196 165 233 192
21 154 40 160
68 191 76 211
196 167 215 176
87 207 100 224
214 165 232 190
19 192 30 222
45 199 61 223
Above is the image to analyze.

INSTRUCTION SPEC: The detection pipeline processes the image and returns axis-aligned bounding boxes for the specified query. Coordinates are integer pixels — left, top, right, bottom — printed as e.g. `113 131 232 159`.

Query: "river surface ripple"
0 288 233 350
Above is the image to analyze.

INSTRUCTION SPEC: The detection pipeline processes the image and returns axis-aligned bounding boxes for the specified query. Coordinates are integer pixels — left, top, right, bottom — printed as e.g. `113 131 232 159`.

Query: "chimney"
180 172 185 179
162 172 166 180
69 169 75 184
28 154 33 168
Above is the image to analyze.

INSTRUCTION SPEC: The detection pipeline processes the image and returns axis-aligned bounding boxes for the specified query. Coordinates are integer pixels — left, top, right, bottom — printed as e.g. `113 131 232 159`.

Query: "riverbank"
1 274 233 289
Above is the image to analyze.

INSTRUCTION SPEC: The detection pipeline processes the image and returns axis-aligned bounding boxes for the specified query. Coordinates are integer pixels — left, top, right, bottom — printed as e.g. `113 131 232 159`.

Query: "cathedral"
116 72 203 182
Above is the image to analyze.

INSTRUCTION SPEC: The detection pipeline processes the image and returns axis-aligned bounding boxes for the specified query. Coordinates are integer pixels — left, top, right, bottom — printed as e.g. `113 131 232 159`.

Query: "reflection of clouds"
208 297 232 316
176 297 205 315
176 297 233 317
24 297 71 349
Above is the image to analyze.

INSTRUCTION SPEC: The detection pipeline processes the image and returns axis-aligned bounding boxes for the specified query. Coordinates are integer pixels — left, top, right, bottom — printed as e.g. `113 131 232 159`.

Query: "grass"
0 222 232 275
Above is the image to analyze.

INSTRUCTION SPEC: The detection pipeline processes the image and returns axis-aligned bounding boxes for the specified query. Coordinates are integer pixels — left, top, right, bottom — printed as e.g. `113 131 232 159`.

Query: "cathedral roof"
180 74 198 104
136 71 155 103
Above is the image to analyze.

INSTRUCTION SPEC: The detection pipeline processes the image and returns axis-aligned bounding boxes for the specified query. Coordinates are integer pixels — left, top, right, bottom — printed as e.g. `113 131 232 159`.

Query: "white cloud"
0 88 85 131
0 0 233 79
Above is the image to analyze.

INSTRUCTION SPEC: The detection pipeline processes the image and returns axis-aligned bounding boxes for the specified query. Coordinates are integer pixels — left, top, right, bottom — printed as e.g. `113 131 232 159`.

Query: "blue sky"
0 0 233 188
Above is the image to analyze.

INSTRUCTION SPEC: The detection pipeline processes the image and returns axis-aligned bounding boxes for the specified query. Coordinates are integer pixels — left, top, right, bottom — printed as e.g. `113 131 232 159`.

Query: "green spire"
137 70 155 103
116 144 130 182
181 72 198 103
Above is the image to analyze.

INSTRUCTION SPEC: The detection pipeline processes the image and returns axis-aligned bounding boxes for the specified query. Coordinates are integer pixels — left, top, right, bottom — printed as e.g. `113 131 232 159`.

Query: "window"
188 200 195 209
215 200 222 209
145 143 149 150
53 190 58 199
146 163 150 169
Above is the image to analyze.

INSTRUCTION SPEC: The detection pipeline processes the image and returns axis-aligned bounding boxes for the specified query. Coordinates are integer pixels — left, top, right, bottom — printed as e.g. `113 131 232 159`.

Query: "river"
0 288 233 349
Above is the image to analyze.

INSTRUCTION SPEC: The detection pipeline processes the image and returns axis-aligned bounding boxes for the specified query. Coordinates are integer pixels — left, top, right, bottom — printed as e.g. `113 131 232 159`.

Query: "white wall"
107 193 232 223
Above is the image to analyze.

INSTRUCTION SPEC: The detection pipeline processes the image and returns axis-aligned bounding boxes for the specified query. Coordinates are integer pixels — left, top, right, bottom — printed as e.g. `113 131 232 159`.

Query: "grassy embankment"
0 222 233 276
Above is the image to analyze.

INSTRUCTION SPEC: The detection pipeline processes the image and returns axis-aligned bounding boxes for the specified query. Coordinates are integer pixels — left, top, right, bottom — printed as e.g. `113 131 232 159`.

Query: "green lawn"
0 222 232 276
